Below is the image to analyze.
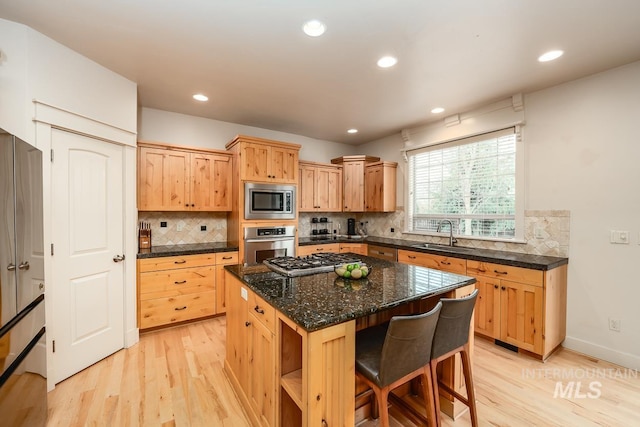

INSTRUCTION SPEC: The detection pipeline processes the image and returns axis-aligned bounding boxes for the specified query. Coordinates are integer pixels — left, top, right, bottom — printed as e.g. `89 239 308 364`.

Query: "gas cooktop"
263 252 362 277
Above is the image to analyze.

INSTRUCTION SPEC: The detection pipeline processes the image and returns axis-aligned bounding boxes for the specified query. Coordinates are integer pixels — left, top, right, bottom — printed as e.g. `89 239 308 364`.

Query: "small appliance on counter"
347 218 357 236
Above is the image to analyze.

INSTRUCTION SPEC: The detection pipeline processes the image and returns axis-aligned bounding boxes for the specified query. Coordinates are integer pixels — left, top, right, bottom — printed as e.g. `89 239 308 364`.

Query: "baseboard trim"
563 336 640 370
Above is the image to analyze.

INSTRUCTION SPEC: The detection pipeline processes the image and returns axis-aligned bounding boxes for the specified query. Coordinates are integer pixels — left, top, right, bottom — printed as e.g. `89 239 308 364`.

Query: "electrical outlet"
534 226 545 239
609 317 621 332
177 221 185 232
390 227 395 233
160 221 167 228
241 287 248 301
200 225 207 231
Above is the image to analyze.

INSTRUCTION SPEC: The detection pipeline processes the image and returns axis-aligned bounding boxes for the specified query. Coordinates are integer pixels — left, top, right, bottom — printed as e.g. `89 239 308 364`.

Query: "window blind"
407 127 518 239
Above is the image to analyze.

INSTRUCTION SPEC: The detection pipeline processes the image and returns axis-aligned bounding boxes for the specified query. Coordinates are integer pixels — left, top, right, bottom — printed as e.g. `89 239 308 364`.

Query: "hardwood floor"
47 317 640 426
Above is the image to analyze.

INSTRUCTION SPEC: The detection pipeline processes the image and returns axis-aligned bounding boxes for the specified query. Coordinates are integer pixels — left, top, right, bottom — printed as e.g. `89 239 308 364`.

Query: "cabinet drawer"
339 243 367 255
298 243 340 256
467 260 543 287
138 253 215 272
216 251 239 265
397 250 466 274
248 292 275 333
367 245 397 262
139 266 214 299
139 291 215 329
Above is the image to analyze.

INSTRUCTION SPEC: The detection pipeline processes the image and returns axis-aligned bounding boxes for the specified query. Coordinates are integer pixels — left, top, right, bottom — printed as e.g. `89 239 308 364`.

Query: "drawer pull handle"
494 270 508 275
174 260 187 264
222 256 233 260
441 261 451 265
254 306 265 314
408 255 416 259
245 321 251 327
174 280 187 285
175 306 187 311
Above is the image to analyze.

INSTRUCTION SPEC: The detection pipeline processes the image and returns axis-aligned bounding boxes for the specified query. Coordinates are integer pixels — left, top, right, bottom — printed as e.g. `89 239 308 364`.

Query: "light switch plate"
610 230 630 244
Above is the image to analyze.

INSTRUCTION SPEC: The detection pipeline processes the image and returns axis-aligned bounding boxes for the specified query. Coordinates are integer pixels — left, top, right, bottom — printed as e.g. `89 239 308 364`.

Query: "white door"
51 129 125 383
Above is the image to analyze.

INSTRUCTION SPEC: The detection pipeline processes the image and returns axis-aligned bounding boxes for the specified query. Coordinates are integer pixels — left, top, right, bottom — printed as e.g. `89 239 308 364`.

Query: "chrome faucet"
437 219 458 247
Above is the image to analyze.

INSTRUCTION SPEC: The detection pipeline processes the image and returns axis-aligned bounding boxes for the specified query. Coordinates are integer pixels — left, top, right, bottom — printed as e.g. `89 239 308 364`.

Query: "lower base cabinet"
225 271 355 427
137 251 238 329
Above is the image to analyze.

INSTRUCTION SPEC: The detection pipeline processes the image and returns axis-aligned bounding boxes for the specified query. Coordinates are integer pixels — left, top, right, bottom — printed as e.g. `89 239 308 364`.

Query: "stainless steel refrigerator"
0 129 47 425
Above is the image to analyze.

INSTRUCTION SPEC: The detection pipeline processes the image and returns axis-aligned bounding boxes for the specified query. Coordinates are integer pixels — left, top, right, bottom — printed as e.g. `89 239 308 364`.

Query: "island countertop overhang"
225 255 476 332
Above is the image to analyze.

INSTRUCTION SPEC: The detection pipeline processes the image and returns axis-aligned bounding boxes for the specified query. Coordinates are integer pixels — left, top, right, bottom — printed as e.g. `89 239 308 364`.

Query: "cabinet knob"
494 284 499 289
245 321 251 327
501 286 506 291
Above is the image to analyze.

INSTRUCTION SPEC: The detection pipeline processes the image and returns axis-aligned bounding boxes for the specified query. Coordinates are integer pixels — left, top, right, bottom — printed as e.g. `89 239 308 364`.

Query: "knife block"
139 229 151 250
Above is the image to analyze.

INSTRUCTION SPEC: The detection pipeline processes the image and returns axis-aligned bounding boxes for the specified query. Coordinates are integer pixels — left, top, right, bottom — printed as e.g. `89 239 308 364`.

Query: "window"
406 127 522 240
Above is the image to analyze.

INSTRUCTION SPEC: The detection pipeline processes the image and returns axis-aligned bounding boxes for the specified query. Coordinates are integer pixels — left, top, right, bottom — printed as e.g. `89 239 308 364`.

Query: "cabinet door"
215 252 239 314
342 162 365 212
364 164 383 212
500 280 544 354
473 276 501 338
270 146 298 183
241 142 270 181
191 153 232 211
248 313 276 427
226 274 249 392
298 165 317 211
317 166 342 212
138 147 189 210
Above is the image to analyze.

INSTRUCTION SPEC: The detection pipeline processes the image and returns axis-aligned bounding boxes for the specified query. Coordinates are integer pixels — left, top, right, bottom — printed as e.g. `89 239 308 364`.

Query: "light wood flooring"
47 316 640 426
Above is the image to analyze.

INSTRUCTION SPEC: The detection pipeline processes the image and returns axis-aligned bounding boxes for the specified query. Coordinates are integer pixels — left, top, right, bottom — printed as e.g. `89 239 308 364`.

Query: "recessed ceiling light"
347 129 358 134
377 56 398 68
193 93 208 102
303 20 326 37
431 107 445 114
538 50 564 62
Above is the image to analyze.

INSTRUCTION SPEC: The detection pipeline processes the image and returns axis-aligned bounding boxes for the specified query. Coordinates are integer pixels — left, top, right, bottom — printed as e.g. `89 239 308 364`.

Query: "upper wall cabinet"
226 135 301 184
137 142 232 211
331 155 380 212
364 161 397 212
299 161 343 212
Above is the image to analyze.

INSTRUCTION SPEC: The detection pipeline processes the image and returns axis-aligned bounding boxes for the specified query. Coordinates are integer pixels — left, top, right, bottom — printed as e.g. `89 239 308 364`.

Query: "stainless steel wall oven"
243 225 296 265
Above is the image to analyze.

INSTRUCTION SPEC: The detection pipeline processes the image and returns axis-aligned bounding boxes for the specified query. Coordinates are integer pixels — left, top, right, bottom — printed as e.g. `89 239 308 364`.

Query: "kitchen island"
224 255 476 427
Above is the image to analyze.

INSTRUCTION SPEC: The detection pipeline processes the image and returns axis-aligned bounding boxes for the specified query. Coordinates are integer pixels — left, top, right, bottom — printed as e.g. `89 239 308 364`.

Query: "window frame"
404 127 525 242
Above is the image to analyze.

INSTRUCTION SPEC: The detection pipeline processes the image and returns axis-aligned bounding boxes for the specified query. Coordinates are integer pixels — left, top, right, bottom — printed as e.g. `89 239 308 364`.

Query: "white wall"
361 61 640 369
138 107 356 162
524 61 640 369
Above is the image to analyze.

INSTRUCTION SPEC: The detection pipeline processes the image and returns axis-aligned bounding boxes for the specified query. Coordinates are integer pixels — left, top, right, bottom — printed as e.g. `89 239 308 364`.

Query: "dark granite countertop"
298 235 568 271
225 255 476 332
137 242 238 259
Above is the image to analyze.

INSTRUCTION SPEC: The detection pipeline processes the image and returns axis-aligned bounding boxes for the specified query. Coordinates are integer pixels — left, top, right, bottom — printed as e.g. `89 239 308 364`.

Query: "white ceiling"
2 0 640 144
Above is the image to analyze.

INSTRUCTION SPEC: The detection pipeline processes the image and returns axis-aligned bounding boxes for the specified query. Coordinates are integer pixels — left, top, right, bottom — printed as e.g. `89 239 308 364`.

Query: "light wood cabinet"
397 249 467 274
137 253 216 329
364 161 397 212
467 260 566 359
215 251 239 314
339 242 368 255
331 155 380 212
297 243 340 257
138 142 232 211
237 140 298 183
298 161 342 212
137 251 238 329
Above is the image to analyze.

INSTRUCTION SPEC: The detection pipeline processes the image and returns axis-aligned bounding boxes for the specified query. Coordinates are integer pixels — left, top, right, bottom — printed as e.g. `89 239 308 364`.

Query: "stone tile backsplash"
301 209 570 257
137 212 227 246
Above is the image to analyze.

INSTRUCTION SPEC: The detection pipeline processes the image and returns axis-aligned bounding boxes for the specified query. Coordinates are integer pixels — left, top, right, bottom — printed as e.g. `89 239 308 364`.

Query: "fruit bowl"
334 263 371 280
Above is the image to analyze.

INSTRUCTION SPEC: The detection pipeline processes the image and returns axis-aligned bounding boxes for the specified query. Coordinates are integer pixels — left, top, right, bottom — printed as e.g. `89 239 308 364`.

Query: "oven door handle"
245 237 295 243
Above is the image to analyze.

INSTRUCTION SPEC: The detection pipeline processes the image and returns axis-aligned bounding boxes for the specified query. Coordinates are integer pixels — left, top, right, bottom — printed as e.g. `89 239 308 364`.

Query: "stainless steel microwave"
244 182 296 220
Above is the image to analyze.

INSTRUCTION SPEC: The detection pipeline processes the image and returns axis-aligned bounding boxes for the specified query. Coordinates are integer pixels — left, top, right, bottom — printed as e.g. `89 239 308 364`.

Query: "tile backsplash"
301 209 570 257
138 212 227 246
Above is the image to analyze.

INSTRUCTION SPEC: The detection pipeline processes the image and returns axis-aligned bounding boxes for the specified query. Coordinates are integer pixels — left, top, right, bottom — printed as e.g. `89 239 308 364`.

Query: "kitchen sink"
410 243 476 254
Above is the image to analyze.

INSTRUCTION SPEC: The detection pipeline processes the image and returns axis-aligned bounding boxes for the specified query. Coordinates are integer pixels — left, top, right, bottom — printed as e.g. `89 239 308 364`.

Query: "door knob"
18 261 30 270
113 254 126 262
7 263 16 271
